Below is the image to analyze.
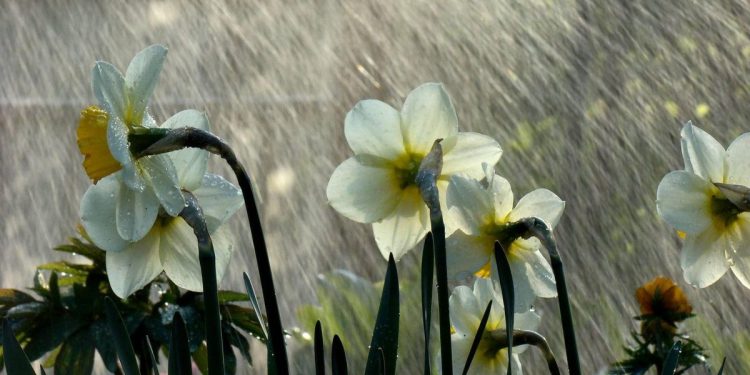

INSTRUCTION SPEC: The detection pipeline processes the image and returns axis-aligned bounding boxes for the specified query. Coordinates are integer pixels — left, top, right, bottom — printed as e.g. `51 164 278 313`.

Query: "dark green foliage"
0 236 265 374
314 321 324 375
661 341 681 375
364 254 399 375
420 234 434 375
610 332 707 374
169 313 191 375
2 319 35 375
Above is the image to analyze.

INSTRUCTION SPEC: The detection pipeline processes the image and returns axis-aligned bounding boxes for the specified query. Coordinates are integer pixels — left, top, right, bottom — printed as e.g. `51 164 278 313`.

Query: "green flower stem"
524 218 580 375
134 127 289 374
486 329 560 375
179 191 224 375
415 140 452 375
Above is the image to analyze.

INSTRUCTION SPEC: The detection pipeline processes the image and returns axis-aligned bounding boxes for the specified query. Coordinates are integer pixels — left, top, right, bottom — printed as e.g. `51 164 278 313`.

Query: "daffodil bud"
416 138 443 214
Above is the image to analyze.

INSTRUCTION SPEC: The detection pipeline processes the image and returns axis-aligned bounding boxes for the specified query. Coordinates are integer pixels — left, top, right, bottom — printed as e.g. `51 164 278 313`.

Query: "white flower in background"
449 278 540 374
656 122 750 288
326 83 503 260
80 111 244 298
445 167 564 312
77 44 185 242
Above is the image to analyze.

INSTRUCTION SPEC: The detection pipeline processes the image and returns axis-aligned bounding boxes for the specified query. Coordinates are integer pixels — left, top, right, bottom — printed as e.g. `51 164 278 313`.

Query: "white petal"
681 228 730 288
372 186 430 260
192 174 244 232
449 285 480 335
125 45 167 121
401 83 458 155
446 232 493 280
107 115 143 190
106 227 163 298
140 155 185 216
729 218 750 288
92 62 126 119
726 132 750 187
505 253 536 312
163 110 210 190
681 123 725 182
80 175 129 252
160 219 234 291
473 278 505 327
512 239 557 297
450 334 473 375
656 170 714 234
326 157 402 223
490 175 514 222
514 309 541 334
446 175 493 236
509 189 565 229
441 133 503 179
344 100 405 160
116 183 159 241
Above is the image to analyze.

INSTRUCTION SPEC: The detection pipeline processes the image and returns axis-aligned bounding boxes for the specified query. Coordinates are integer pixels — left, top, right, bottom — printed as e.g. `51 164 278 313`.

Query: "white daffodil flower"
80 110 244 298
445 168 564 312
77 45 186 242
326 83 503 260
656 122 750 289
449 278 540 375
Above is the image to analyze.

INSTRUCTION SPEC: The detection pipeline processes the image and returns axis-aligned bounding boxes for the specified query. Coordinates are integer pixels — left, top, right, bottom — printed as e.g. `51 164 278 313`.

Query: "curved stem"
487 329 561 375
136 127 289 374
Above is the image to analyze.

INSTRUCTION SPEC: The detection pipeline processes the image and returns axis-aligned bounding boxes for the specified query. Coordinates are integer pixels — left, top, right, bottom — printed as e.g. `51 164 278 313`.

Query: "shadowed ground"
2 0 750 373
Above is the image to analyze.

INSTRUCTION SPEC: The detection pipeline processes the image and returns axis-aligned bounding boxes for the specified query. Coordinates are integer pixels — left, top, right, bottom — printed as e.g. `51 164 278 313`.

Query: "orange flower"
635 276 692 322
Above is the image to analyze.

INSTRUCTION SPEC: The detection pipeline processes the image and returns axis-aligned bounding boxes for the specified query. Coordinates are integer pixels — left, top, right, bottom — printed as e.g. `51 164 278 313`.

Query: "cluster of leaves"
0 237 265 374
610 332 707 374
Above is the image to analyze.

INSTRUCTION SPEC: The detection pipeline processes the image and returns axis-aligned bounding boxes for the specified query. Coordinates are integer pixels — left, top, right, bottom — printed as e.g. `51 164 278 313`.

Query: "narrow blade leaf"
462 301 492 375
494 242 514 375
168 313 191 375
243 272 268 341
145 336 159 375
103 297 139 375
364 254 399 375
661 341 682 375
2 319 35 375
314 321 324 375
717 357 726 375
331 335 348 375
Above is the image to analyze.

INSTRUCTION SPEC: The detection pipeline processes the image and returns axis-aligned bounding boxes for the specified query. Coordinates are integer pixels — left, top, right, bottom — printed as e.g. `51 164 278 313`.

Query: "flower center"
77 106 123 182
393 153 424 189
710 195 741 228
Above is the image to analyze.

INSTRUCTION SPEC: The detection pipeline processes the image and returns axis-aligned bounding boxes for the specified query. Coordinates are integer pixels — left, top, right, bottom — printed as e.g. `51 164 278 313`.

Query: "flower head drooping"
80 111 245 298
326 83 503 260
78 45 196 243
445 166 564 312
656 122 750 288
449 278 540 374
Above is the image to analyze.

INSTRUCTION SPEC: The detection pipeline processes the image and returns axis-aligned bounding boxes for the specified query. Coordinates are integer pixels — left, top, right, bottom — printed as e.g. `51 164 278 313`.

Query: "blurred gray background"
3 0 750 373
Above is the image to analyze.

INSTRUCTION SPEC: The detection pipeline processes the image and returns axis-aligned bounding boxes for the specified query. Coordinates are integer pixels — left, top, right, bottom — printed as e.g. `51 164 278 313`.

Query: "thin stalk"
135 127 289 373
524 218 580 375
486 329 561 374
179 191 224 375
415 139 452 375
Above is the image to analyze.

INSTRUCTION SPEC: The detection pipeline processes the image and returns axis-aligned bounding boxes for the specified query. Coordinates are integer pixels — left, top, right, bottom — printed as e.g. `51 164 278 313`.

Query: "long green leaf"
661 341 682 375
462 301 492 375
717 357 726 375
494 242 515 375
421 233 434 375
242 272 268 341
145 336 159 375
169 313 191 375
2 319 35 375
365 254 399 375
314 321 324 375
331 335 348 375
103 297 139 375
